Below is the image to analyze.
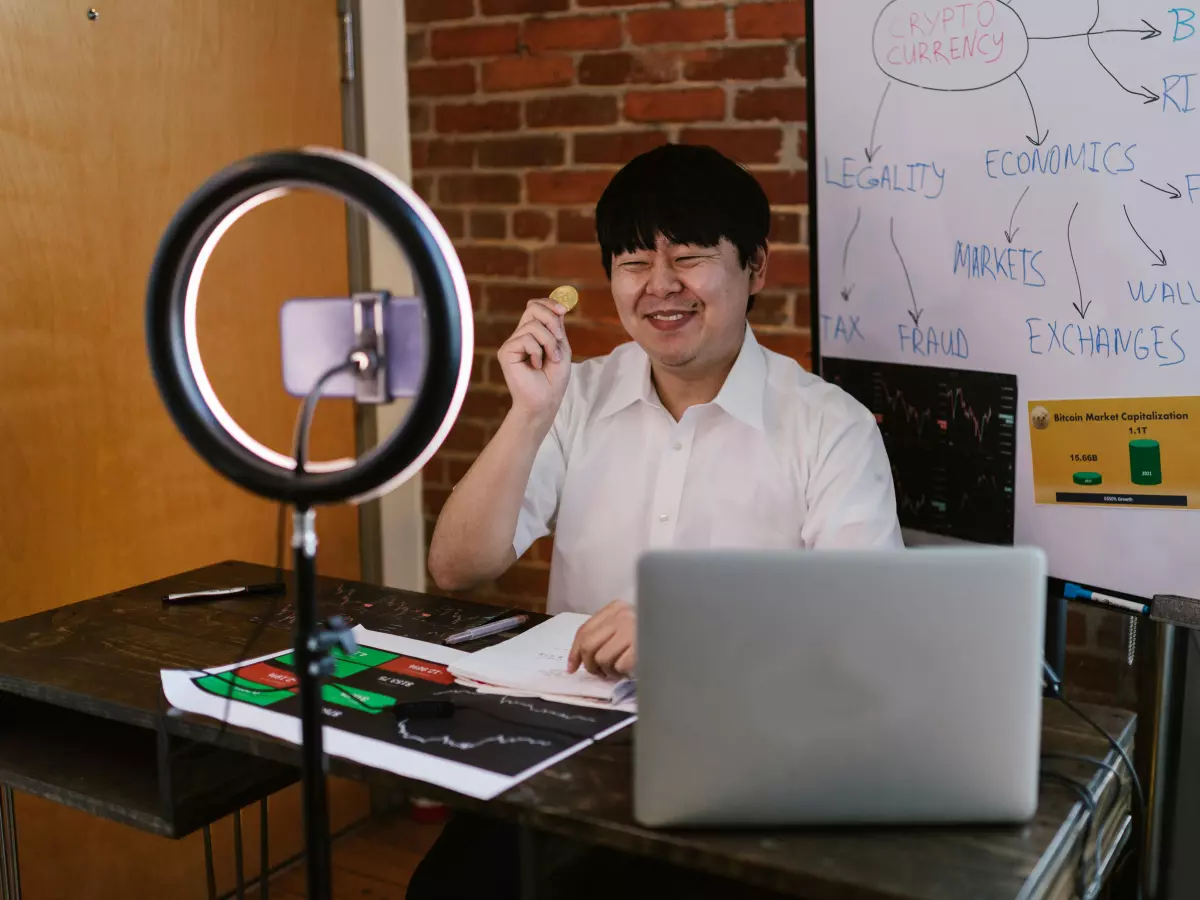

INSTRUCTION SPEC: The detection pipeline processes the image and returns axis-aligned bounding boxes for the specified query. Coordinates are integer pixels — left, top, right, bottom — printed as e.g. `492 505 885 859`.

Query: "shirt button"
659 514 670 523
673 442 683 451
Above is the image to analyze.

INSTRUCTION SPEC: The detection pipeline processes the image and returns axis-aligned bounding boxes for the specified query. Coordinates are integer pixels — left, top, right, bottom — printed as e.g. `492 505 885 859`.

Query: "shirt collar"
713 323 767 430
594 323 766 430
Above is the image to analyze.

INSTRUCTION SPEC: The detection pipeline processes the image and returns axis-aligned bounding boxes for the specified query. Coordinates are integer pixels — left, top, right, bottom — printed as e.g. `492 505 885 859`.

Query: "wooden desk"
0 561 1135 900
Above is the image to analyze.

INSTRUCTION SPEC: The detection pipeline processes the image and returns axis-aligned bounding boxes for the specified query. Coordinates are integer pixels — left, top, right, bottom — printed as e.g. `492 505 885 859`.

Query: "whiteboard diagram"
812 0 1200 599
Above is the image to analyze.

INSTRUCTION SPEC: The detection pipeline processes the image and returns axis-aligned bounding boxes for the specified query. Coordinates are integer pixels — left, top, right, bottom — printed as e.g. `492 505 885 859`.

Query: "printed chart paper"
161 626 635 800
1029 396 1200 510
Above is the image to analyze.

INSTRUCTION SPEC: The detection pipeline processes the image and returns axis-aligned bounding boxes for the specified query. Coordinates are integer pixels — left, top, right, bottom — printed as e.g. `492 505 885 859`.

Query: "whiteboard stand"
1044 593 1067 697
1134 612 1196 900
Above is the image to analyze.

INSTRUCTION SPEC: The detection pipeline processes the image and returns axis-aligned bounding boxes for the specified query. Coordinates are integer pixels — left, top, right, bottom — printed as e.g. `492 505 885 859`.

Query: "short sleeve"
512 419 568 559
800 403 904 550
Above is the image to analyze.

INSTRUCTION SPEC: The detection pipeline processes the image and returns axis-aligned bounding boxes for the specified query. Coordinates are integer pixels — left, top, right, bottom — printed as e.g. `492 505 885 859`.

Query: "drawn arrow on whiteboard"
1005 186 1029 243
1015 75 1049 146
841 206 861 301
1067 202 1092 319
1086 3 1160 103
1124 204 1167 266
1141 179 1182 199
890 217 923 327
1029 19 1162 41
864 83 891 163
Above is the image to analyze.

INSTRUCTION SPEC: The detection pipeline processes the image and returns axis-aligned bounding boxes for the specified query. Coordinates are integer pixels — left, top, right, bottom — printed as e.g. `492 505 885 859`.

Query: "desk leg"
5 789 19 900
203 825 217 900
1 787 19 900
0 787 20 900
519 825 538 900
259 799 270 900
0 789 9 900
233 809 245 900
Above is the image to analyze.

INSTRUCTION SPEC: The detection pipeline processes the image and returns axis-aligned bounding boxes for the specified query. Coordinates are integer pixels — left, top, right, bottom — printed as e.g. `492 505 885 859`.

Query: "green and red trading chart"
161 626 635 800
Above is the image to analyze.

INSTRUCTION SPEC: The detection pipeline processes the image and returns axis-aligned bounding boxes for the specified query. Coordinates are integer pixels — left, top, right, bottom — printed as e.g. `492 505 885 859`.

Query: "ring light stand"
145 147 473 900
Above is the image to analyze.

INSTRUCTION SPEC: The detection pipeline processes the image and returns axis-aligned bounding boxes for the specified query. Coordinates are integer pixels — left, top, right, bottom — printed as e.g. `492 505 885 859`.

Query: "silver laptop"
633 546 1046 828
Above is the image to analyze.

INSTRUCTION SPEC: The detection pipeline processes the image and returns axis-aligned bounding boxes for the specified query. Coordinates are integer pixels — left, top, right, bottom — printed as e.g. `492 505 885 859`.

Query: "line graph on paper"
433 689 599 724
822 358 1017 545
395 719 554 751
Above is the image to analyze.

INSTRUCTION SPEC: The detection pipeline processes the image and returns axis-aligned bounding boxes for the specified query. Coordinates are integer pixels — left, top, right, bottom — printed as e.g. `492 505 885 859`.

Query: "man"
427 142 902 678
408 144 902 899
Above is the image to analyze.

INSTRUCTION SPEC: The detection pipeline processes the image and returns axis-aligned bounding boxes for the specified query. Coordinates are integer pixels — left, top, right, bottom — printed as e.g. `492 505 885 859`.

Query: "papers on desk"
448 613 637 711
160 626 635 801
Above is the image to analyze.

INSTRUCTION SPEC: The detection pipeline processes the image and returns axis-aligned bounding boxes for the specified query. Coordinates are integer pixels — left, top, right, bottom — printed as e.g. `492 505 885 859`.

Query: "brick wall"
405 0 1135 712
1066 604 1138 709
408 0 811 611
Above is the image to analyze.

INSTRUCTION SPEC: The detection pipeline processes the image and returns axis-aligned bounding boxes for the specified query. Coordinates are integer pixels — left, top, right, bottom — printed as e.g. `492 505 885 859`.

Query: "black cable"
1042 754 1123 898
219 356 360 716
1044 659 1151 900
294 358 361 475
1043 751 1131 889
1042 753 1124 794
171 357 359 754
197 518 289 748
1040 770 1100 899
1057 694 1145 838
276 500 288 580
156 509 287 765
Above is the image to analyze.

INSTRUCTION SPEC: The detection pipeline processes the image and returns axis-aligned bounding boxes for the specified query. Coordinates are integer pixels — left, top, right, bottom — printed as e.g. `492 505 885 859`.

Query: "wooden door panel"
0 0 361 616
0 2 371 896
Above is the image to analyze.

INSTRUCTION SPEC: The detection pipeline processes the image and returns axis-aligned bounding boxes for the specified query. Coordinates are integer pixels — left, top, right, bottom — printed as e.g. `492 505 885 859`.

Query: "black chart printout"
161 626 635 799
822 357 1017 544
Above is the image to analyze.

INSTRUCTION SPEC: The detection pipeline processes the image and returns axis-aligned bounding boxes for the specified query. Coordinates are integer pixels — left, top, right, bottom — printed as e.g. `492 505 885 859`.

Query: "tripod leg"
0 787 10 900
260 799 270 900
294 507 332 900
234 809 245 900
5 789 19 900
203 825 217 900
520 825 539 900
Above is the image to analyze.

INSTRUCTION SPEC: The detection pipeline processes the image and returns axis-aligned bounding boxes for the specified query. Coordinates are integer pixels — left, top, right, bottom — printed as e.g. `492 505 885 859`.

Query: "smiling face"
611 234 767 371
594 143 772 374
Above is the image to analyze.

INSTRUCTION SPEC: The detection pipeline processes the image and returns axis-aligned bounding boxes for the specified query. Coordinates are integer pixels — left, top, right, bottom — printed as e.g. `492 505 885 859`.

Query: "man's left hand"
567 600 636 678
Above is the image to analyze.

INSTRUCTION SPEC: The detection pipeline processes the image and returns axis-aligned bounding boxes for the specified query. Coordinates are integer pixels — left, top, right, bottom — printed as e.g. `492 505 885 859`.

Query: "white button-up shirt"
512 324 903 615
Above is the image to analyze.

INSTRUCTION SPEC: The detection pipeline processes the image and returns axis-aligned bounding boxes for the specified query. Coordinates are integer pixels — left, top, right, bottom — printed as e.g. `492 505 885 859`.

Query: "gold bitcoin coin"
550 285 578 312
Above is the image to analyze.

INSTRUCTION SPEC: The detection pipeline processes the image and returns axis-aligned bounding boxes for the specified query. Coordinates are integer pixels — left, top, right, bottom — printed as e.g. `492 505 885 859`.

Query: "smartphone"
279 296 426 400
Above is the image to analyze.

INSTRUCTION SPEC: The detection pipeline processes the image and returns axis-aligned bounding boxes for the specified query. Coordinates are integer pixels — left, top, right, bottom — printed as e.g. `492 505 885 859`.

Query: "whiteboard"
811 0 1200 600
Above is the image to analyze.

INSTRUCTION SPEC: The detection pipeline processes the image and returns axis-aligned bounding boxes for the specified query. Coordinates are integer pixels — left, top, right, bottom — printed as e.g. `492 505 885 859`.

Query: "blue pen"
1063 583 1149 616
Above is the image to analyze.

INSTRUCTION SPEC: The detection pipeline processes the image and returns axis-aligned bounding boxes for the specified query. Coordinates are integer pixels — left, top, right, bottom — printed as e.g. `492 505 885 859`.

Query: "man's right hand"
498 298 572 424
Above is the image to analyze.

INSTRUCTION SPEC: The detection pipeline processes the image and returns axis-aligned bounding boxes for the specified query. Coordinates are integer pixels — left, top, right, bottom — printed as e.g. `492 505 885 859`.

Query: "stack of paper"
449 613 637 711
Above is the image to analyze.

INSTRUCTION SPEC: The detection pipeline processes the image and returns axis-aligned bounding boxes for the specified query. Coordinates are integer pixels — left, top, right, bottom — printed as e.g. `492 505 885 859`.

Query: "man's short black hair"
594 143 771 312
